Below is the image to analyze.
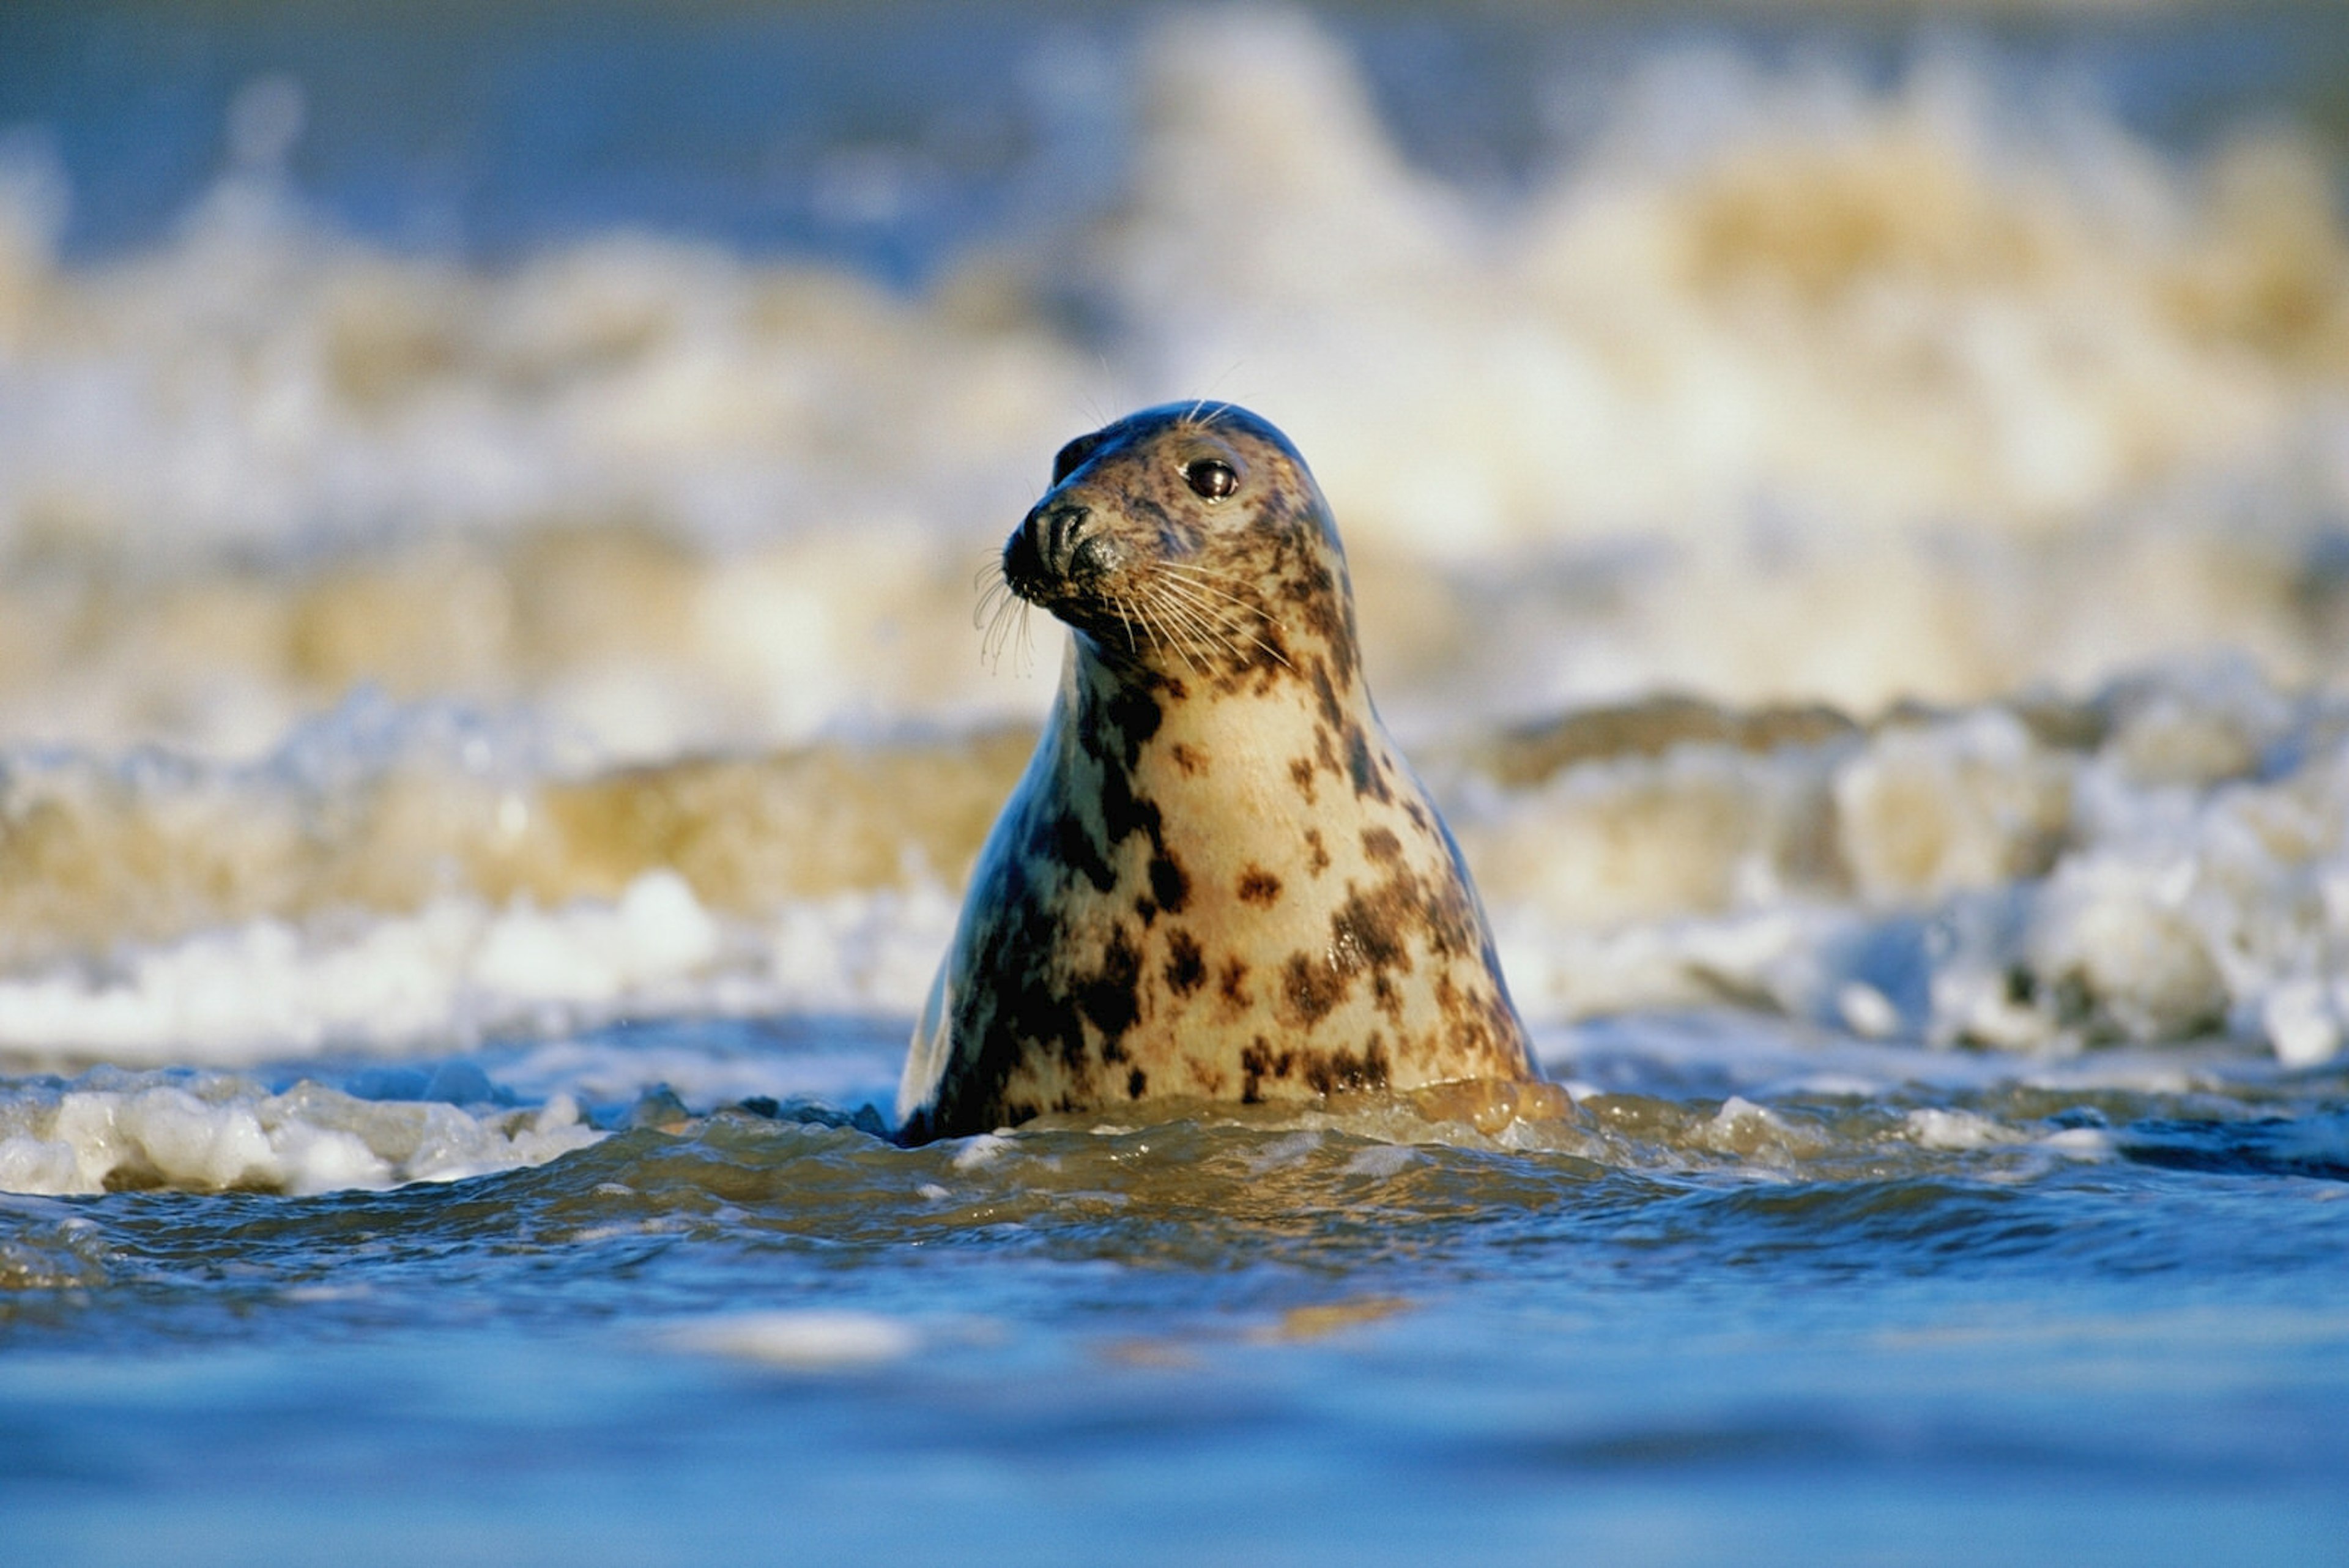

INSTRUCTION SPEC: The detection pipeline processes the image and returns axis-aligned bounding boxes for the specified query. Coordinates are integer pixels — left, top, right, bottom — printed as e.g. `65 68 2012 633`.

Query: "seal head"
898 402 1534 1142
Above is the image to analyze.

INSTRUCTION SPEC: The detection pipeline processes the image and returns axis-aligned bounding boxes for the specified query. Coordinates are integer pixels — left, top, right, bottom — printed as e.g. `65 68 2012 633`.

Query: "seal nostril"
1042 503 1092 574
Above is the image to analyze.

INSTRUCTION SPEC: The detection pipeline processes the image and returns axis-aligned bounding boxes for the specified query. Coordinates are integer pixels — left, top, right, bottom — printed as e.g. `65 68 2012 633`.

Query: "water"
4 2 2349 1561
6 1022 2348 1563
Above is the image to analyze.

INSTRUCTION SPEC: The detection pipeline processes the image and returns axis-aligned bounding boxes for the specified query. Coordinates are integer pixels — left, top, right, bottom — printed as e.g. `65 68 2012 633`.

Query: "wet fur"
898 403 1534 1142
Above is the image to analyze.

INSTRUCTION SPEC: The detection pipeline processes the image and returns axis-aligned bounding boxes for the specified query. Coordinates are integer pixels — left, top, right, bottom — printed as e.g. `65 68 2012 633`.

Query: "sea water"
2 3 2348 1562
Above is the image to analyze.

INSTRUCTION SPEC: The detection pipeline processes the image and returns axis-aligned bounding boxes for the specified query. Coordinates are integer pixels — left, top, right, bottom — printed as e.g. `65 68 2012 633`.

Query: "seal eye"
1184 458 1239 500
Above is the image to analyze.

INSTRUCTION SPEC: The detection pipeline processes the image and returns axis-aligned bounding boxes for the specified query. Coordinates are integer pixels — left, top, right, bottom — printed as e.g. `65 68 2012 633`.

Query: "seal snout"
1006 499 1115 603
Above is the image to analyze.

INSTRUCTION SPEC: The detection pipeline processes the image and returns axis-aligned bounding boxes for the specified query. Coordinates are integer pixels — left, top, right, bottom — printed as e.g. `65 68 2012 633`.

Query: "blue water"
5 1017 2348 1564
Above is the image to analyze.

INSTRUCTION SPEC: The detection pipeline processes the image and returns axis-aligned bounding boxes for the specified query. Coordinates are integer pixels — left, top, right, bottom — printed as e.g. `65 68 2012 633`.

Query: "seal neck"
1053 619 1381 769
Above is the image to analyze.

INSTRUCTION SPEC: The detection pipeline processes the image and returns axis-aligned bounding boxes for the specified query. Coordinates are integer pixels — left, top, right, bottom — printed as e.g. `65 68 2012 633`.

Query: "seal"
896 402 1534 1142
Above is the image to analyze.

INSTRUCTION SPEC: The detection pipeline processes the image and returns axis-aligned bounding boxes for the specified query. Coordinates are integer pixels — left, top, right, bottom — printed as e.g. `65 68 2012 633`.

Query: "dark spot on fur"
1288 757 1318 804
1361 827 1402 863
1288 562 1353 686
1304 830 1330 876
1099 683 1162 773
1332 884 1412 977
1127 1068 1148 1099
1219 959 1253 1010
1164 928 1206 996
1302 1036 1390 1096
1169 742 1207 777
1345 725 1390 803
1241 1036 1296 1104
1315 725 1341 779
1149 852 1190 914
1094 756 1165 863
1403 800 1429 833
1237 625 1294 683
1077 924 1143 1046
1237 866 1283 907
1046 810 1116 894
1282 951 1348 1028
1309 658 1345 731
1271 862 1479 1036
1447 1007 1494 1060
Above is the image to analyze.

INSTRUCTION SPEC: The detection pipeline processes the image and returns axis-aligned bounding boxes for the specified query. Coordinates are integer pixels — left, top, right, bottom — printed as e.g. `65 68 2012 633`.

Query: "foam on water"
1469 659 2349 1066
0 1069 599 1197
0 660 2345 1076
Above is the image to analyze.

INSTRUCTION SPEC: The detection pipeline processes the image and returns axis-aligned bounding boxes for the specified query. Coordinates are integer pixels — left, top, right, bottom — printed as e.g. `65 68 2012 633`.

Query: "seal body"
897 403 1534 1142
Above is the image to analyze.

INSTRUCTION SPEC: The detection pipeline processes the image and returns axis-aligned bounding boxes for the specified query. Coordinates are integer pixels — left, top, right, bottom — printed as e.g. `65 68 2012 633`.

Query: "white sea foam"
0 14 2345 763
0 664 2342 1071
1480 661 2349 1065
0 870 955 1068
0 1072 599 1197
1904 1107 2022 1152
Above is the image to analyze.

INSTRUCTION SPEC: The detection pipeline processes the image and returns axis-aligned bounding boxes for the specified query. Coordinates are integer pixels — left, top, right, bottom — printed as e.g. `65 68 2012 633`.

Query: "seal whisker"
1111 593 1143 658
1152 563 1288 634
1004 599 1036 677
1153 564 1281 623
1151 592 1212 677
1159 582 1263 675
1143 589 1228 670
1140 595 1206 677
981 590 1020 671
1151 574 1290 669
1145 578 1243 662
974 577 1012 634
1154 559 1258 595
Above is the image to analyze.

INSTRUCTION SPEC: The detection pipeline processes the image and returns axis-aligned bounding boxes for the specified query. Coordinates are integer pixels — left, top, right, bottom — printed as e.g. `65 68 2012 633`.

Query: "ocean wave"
0 659 2339 1071
0 1069 599 1197
0 12 2345 761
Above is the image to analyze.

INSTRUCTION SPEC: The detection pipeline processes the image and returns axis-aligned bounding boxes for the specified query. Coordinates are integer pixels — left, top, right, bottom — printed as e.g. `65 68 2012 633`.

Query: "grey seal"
897 403 1534 1142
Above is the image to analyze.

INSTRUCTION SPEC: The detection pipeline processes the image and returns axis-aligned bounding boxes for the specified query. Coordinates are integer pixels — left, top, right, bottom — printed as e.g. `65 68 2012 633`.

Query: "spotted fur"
897 403 1535 1142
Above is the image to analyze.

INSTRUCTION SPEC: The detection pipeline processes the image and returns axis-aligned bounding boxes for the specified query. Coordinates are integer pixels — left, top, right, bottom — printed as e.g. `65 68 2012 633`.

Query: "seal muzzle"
1006 499 1116 607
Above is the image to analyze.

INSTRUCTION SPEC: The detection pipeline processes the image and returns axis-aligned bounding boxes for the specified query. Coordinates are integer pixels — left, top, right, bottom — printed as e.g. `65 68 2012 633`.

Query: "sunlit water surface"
6 1016 2348 1564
